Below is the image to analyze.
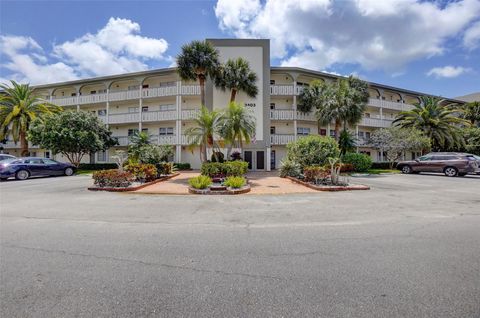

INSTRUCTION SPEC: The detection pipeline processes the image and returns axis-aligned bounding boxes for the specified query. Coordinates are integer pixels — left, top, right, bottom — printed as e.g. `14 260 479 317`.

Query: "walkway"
134 171 317 195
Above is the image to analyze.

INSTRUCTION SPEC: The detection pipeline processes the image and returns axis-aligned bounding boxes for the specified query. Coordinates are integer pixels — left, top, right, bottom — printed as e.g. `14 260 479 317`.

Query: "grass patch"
366 169 400 174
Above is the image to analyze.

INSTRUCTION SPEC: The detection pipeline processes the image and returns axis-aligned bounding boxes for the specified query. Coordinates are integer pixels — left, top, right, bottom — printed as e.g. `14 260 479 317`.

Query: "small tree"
286 135 340 169
28 110 117 167
111 150 128 171
370 127 431 169
463 127 480 155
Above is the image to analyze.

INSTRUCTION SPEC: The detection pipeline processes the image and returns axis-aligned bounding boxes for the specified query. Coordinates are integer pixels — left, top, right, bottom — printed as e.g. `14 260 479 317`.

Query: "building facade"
0 39 459 170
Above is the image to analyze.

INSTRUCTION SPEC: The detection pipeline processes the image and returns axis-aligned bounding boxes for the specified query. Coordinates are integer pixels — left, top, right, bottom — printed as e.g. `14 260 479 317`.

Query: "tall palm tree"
220 102 256 158
128 131 152 160
176 40 220 107
314 77 368 140
462 101 480 126
185 106 224 162
0 81 61 156
393 96 469 150
215 58 258 102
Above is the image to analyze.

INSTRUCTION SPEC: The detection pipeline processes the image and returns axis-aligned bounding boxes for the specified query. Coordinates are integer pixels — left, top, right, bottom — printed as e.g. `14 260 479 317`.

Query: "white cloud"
215 0 480 72
426 66 471 78
0 17 169 85
463 21 480 50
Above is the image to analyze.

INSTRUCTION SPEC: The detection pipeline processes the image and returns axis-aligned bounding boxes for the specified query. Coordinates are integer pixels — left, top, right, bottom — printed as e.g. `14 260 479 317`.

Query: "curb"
286 176 370 191
88 172 180 192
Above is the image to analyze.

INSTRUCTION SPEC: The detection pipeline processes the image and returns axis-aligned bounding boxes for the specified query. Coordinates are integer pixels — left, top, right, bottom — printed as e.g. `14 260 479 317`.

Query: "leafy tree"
0 81 61 156
393 96 469 150
462 101 480 126
215 58 258 102
28 110 117 167
176 40 220 107
128 131 152 161
338 129 356 155
297 80 324 113
185 106 224 162
286 135 340 169
138 144 175 164
463 127 480 155
220 102 256 158
370 127 431 169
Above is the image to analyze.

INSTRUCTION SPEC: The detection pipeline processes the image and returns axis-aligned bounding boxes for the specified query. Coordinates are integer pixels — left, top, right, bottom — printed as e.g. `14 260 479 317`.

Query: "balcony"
359 117 393 128
181 109 200 120
114 135 177 146
368 98 414 111
108 112 140 124
0 141 40 149
141 110 177 122
270 110 317 121
142 86 177 98
270 134 296 145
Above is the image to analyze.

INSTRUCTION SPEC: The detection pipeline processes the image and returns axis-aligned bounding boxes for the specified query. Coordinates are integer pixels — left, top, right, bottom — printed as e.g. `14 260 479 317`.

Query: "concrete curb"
88 172 180 192
286 176 370 191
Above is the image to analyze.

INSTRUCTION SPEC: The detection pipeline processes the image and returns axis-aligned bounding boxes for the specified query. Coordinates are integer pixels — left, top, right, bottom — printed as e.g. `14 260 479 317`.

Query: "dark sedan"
0 157 76 180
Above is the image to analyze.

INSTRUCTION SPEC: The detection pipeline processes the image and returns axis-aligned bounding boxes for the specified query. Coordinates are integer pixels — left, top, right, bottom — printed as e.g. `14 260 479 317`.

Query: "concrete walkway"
134 171 316 195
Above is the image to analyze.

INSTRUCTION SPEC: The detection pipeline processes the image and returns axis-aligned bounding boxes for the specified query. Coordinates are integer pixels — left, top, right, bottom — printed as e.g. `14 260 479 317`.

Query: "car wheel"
444 167 458 177
64 167 74 176
401 165 412 174
15 170 30 180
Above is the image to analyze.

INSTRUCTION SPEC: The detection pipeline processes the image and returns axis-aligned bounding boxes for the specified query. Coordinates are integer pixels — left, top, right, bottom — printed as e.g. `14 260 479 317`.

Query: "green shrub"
78 163 118 170
286 135 340 168
188 175 212 189
174 162 191 170
223 176 246 188
124 163 157 182
279 159 301 178
92 169 134 188
224 161 248 176
341 153 373 172
155 162 175 176
201 161 248 177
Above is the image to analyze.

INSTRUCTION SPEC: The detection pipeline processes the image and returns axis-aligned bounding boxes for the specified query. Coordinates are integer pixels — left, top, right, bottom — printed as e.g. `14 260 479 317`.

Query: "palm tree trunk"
199 75 206 107
334 120 341 141
230 89 237 103
20 131 29 157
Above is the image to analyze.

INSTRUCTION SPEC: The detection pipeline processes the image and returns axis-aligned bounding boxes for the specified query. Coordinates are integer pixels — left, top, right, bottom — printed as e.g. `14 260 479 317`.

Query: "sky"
1 0 479 98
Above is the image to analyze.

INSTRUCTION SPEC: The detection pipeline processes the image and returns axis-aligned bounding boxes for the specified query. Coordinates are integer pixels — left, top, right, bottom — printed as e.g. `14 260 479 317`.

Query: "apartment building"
0 39 459 170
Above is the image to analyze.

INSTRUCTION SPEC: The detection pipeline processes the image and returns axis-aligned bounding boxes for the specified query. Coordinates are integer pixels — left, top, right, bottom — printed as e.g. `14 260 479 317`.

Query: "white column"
292 80 297 139
266 147 271 172
356 125 359 153
75 86 81 111
176 80 182 146
138 85 143 131
176 145 182 163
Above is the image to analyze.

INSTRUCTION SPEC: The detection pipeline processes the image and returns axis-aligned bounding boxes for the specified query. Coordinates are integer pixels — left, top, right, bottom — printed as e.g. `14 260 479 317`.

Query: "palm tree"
185 106 224 162
176 40 220 107
0 81 61 156
220 102 256 158
462 101 480 126
215 58 258 102
393 96 469 150
127 131 151 160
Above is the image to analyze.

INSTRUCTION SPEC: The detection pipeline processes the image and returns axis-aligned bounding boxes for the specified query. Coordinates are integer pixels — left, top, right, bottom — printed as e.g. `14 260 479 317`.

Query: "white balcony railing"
158 135 176 145
108 112 140 124
368 98 414 111
360 117 393 128
181 109 200 120
51 96 77 107
181 85 201 95
270 109 317 121
0 141 40 149
270 134 296 145
141 110 177 122
142 86 177 98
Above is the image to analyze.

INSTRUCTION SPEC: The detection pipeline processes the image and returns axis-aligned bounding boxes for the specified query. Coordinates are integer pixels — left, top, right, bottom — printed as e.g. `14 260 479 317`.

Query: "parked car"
0 154 15 162
397 152 478 177
469 154 480 175
0 157 76 180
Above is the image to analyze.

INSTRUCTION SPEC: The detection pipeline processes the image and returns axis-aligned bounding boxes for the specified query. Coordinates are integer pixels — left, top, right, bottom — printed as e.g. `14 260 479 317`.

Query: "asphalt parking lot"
1 173 479 317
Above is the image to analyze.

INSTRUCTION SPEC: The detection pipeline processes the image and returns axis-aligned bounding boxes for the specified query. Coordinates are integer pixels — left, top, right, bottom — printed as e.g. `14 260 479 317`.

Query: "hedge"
78 163 118 170
371 162 398 169
174 163 191 170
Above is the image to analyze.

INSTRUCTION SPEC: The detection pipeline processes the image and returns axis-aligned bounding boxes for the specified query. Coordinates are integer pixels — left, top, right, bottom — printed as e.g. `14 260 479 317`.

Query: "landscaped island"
188 161 250 194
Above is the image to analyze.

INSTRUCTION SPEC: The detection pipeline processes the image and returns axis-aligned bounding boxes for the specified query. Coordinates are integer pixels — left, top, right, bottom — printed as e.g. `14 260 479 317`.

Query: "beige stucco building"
0 39 462 170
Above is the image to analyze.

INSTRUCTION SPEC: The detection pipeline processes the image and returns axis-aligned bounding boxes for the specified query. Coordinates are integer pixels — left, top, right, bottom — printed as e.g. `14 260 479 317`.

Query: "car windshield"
418 156 431 161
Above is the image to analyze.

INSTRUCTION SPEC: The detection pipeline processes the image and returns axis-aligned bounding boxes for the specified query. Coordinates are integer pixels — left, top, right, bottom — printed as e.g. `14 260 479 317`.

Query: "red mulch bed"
88 172 180 192
286 176 370 191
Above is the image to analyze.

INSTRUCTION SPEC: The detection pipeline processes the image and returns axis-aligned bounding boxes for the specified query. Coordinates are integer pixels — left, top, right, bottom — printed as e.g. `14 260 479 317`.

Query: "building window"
365 132 371 139
358 131 365 138
159 104 175 111
159 127 174 135
141 128 148 133
360 151 371 156
297 127 310 135
128 85 139 91
330 130 336 137
97 151 106 162
142 84 149 89
44 151 50 158
270 103 276 110
142 106 149 112
71 93 76 97
270 126 276 134
98 109 107 116
270 80 275 85
128 107 138 113
320 129 327 136
365 113 371 118
98 89 107 94
160 81 175 87
128 129 139 136
90 90 96 95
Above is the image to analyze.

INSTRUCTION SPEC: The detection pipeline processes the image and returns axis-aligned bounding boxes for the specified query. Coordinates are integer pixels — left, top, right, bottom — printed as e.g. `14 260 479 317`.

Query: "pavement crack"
1 244 283 281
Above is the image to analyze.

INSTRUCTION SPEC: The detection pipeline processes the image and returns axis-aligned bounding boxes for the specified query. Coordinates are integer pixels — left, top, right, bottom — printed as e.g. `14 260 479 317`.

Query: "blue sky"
1 0 479 98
